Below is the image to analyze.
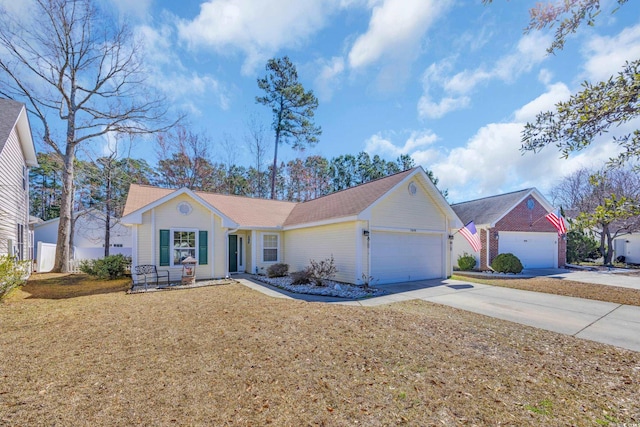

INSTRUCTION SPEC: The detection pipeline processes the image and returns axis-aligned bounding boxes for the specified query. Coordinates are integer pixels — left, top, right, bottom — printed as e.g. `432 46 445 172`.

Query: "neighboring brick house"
451 188 567 270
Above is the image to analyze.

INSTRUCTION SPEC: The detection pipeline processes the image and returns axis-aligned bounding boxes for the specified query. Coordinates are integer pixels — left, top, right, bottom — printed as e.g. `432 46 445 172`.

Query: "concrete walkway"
235 276 640 353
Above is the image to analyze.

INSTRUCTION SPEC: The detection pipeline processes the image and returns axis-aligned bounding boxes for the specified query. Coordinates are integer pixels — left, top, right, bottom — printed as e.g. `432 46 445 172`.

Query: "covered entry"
370 231 443 284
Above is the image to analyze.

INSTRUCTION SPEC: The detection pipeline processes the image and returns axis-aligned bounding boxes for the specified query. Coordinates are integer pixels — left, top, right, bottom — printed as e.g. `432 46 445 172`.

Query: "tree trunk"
603 225 614 265
52 143 76 272
270 129 280 200
104 165 112 257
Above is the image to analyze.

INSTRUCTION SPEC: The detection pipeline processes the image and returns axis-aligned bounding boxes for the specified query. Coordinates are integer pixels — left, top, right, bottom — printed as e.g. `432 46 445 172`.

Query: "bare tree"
155 126 222 191
0 0 176 272
551 167 640 263
244 115 270 198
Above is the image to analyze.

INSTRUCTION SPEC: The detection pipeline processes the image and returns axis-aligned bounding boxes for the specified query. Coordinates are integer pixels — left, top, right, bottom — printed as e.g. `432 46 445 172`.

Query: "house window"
263 234 279 262
22 166 27 191
172 229 197 266
16 224 24 261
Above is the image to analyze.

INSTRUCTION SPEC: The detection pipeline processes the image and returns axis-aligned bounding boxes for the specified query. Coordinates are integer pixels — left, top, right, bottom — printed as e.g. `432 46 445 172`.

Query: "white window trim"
262 233 280 263
170 228 198 267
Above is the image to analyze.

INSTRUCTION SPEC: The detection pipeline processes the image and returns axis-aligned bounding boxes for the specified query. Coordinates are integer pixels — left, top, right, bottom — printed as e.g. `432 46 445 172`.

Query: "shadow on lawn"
21 273 131 300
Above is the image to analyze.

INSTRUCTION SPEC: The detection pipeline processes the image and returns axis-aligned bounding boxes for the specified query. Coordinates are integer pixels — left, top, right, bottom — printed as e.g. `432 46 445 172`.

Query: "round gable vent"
408 181 417 196
177 201 193 216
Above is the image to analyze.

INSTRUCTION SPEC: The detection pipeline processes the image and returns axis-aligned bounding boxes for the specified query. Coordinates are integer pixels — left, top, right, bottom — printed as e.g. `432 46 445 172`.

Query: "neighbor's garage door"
371 232 443 284
498 232 557 268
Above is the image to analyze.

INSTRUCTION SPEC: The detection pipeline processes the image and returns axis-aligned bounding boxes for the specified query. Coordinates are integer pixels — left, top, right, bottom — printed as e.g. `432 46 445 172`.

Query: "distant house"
122 167 461 285
0 99 38 261
34 209 132 272
614 234 640 264
451 188 567 270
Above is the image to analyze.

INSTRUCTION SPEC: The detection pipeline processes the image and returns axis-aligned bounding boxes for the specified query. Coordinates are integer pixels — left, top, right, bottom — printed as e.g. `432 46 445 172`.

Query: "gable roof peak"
451 188 535 207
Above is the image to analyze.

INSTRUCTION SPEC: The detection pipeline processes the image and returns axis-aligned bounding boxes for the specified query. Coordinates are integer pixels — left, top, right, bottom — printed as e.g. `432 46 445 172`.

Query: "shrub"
491 253 523 274
0 255 29 301
360 273 378 290
290 268 312 285
566 230 600 264
308 255 338 286
266 263 289 278
457 252 476 271
80 254 131 280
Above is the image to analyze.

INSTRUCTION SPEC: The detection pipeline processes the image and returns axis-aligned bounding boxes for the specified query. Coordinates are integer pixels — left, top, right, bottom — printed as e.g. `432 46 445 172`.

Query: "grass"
452 274 640 307
18 273 130 299
0 274 638 425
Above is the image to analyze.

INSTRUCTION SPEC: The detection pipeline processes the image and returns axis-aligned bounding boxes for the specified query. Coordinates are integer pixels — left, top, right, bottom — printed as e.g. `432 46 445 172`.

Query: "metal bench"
133 264 170 290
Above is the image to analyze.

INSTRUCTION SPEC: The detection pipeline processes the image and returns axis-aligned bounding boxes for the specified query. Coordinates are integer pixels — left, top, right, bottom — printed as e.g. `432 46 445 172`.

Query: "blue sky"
8 0 640 203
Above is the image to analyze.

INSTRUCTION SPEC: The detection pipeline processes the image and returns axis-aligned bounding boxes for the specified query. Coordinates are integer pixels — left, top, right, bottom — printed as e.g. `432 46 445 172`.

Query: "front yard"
0 274 638 425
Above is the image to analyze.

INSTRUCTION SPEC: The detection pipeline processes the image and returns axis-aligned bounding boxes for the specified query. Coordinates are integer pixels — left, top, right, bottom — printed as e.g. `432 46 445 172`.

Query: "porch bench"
133 265 170 290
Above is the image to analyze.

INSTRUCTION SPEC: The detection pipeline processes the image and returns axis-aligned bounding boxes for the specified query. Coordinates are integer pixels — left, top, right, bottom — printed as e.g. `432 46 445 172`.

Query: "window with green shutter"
199 230 208 265
159 229 170 266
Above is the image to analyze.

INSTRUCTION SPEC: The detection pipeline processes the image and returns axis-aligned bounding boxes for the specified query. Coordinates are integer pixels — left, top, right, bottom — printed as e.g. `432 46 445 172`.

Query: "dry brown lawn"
0 274 638 426
452 274 640 307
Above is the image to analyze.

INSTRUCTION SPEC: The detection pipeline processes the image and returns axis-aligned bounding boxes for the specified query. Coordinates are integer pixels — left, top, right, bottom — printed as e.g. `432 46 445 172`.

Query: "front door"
228 235 238 272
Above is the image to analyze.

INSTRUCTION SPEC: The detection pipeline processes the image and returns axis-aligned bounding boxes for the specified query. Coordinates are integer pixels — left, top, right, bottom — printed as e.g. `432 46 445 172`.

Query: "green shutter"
198 230 208 265
159 229 170 266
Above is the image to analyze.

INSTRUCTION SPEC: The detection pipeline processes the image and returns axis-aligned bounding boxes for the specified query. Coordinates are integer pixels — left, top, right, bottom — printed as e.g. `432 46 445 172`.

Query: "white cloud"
364 130 441 166
431 120 622 203
135 24 230 112
348 0 450 70
538 69 553 85
107 0 152 19
429 81 628 203
513 82 571 122
418 32 552 119
582 23 640 81
417 95 470 119
178 0 337 75
314 56 345 101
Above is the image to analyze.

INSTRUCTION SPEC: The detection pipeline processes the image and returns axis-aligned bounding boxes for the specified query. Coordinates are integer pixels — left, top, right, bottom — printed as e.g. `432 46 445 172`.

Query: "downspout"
366 220 371 282
485 228 490 270
225 227 239 278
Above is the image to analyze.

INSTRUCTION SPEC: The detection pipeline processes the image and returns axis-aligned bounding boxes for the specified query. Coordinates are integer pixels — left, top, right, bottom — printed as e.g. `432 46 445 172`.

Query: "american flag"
545 208 567 235
459 221 482 252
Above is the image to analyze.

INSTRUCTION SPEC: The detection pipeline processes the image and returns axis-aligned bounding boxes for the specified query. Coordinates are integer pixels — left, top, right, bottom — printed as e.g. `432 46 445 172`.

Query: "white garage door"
371 232 443 284
498 232 557 269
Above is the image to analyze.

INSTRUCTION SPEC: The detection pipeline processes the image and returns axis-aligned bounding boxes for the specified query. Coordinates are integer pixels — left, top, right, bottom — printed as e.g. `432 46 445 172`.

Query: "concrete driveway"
236 275 640 353
531 268 640 290
458 267 640 290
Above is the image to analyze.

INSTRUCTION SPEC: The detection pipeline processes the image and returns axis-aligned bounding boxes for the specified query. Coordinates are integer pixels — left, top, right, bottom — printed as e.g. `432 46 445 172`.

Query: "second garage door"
498 231 557 268
371 232 443 284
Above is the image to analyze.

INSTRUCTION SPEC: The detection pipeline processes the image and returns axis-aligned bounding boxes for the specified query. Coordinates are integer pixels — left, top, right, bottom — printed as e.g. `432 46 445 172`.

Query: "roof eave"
16 107 37 167
283 215 359 231
122 187 239 228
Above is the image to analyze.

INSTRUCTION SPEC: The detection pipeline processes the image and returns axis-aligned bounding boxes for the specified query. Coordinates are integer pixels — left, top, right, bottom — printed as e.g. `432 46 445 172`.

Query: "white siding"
370 179 446 231
0 127 30 259
368 177 450 281
284 221 359 284
614 234 640 264
134 194 225 281
34 210 132 260
452 232 481 269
